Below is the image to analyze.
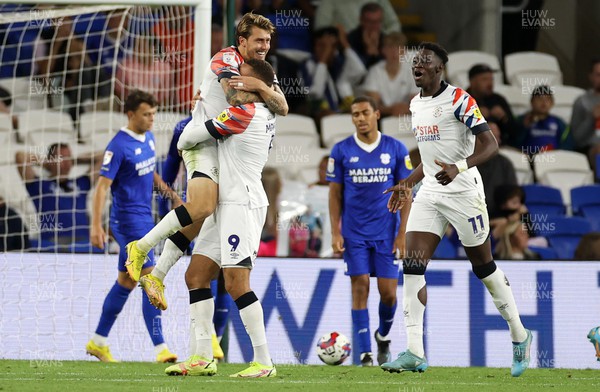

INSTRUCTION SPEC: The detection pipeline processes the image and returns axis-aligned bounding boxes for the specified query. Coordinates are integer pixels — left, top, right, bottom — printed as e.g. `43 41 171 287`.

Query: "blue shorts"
343 238 399 279
110 219 155 272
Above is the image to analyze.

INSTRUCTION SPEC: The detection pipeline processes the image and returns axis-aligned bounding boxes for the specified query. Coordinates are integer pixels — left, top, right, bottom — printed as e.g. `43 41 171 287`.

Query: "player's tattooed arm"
220 78 261 106
264 84 289 116
226 75 289 116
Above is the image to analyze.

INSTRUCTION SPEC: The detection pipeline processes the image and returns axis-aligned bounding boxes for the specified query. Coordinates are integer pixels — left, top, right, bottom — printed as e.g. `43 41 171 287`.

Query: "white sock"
154 342 168 355
138 209 188 253
190 298 214 359
92 333 107 347
238 298 272 366
403 274 426 358
189 318 197 358
481 268 528 342
151 239 184 281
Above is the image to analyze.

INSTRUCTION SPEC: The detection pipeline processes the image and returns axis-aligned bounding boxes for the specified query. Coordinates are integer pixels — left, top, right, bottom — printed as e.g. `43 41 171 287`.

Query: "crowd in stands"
0 2 599 259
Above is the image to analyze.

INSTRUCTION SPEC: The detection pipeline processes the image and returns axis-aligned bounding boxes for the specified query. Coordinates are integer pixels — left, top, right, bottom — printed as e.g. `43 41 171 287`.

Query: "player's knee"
403 258 428 275
351 279 370 300
185 200 216 222
224 271 250 299
380 292 396 306
185 268 210 289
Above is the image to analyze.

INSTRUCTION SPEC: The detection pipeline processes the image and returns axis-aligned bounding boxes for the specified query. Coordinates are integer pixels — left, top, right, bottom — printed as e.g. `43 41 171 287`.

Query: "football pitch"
1 361 599 392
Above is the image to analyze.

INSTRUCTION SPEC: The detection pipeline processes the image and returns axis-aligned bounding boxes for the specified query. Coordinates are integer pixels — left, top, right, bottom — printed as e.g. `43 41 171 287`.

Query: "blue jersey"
517 113 571 152
327 133 412 240
158 117 190 217
100 129 156 223
26 176 91 242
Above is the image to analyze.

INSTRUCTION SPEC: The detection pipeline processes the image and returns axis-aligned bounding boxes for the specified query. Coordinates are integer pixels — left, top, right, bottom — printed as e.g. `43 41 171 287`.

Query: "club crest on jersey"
433 106 443 117
380 153 391 165
149 140 155 151
222 52 236 66
327 157 335 174
103 151 113 165
135 148 142 155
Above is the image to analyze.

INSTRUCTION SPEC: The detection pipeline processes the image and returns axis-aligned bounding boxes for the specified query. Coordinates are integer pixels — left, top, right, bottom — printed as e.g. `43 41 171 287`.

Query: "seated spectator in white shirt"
362 32 418 117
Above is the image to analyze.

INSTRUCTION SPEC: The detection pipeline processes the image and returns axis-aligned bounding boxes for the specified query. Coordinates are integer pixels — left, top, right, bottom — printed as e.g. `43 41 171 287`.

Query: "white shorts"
192 204 267 268
182 139 219 183
406 190 490 247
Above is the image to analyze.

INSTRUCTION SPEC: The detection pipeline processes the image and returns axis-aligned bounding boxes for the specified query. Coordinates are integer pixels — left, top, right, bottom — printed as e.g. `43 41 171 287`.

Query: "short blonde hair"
382 32 407 48
236 12 275 45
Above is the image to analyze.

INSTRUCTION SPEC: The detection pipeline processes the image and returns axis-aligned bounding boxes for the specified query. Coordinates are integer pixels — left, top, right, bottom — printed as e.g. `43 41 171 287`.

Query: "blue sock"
213 291 232 338
378 300 397 338
142 290 165 346
95 281 132 337
352 308 371 353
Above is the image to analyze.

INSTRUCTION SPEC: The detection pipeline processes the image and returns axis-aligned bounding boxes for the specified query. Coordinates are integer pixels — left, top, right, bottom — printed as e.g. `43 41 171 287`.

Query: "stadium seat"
528 246 557 260
79 111 128 142
0 164 39 239
0 77 48 112
504 51 563 88
522 184 566 217
321 114 354 148
381 116 417 150
276 113 318 136
536 216 592 259
498 147 534 185
533 150 593 207
550 85 585 123
446 51 504 89
493 84 530 116
571 185 600 231
18 109 76 146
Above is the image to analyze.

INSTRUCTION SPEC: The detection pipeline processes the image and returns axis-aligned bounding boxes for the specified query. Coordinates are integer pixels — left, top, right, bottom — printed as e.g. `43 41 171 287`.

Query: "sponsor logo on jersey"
103 151 113 165
380 153 391 165
218 109 231 123
414 124 441 142
348 167 391 183
327 157 335 174
404 155 413 170
349 156 359 163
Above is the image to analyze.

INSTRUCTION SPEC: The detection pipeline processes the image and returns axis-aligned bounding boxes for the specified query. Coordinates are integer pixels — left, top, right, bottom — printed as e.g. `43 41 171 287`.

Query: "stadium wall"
1 254 598 369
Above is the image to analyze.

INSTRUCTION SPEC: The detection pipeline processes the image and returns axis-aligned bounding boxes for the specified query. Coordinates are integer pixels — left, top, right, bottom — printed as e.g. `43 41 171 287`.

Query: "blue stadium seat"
528 246 557 260
433 235 457 259
571 185 600 231
537 217 592 259
523 184 566 217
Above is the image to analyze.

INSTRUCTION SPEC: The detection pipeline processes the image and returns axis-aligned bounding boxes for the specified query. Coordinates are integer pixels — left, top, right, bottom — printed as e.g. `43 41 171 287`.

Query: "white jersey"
205 103 276 208
410 82 489 194
199 46 243 118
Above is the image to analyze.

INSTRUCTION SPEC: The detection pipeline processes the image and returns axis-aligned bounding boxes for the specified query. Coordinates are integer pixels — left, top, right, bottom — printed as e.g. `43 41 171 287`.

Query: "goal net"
0 3 199 254
0 2 209 361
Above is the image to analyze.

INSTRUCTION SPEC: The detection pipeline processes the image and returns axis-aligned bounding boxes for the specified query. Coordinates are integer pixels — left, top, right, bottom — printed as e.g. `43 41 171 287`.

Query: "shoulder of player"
380 134 409 152
212 46 243 64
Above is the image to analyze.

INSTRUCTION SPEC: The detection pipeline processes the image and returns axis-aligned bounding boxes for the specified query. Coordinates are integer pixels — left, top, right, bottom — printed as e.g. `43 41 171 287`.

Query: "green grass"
0 360 599 392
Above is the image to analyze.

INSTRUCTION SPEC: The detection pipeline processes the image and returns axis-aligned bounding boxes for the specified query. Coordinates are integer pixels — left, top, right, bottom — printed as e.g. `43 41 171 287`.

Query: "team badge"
103 151 113 165
380 153 391 165
222 52 236 66
149 140 155 151
433 106 443 117
404 155 413 170
135 148 142 155
327 157 335 174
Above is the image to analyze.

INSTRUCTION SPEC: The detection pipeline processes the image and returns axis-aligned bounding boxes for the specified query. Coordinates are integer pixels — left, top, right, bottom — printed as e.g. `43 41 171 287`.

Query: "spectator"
478 120 518 216
570 58 600 171
49 38 112 123
0 85 18 132
115 36 176 108
516 85 573 155
574 232 600 260
305 155 332 257
15 143 103 249
494 220 541 260
314 0 400 35
489 185 528 243
0 196 30 251
300 26 366 121
84 11 132 76
362 32 417 117
466 64 521 147
347 2 385 69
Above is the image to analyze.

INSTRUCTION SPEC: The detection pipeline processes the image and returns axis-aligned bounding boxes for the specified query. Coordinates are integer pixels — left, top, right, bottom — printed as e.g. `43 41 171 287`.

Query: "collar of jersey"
353 131 381 153
419 80 448 99
121 127 146 143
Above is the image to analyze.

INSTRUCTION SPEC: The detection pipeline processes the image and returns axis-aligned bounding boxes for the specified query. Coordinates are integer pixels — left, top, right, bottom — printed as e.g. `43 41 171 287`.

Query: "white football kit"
178 102 276 268
407 82 491 247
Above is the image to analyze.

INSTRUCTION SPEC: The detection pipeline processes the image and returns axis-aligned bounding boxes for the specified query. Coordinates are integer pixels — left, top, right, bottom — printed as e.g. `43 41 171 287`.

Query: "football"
316 332 352 365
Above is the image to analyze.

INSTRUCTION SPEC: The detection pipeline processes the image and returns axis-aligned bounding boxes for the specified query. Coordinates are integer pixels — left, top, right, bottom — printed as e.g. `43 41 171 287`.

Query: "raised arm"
15 151 39 182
